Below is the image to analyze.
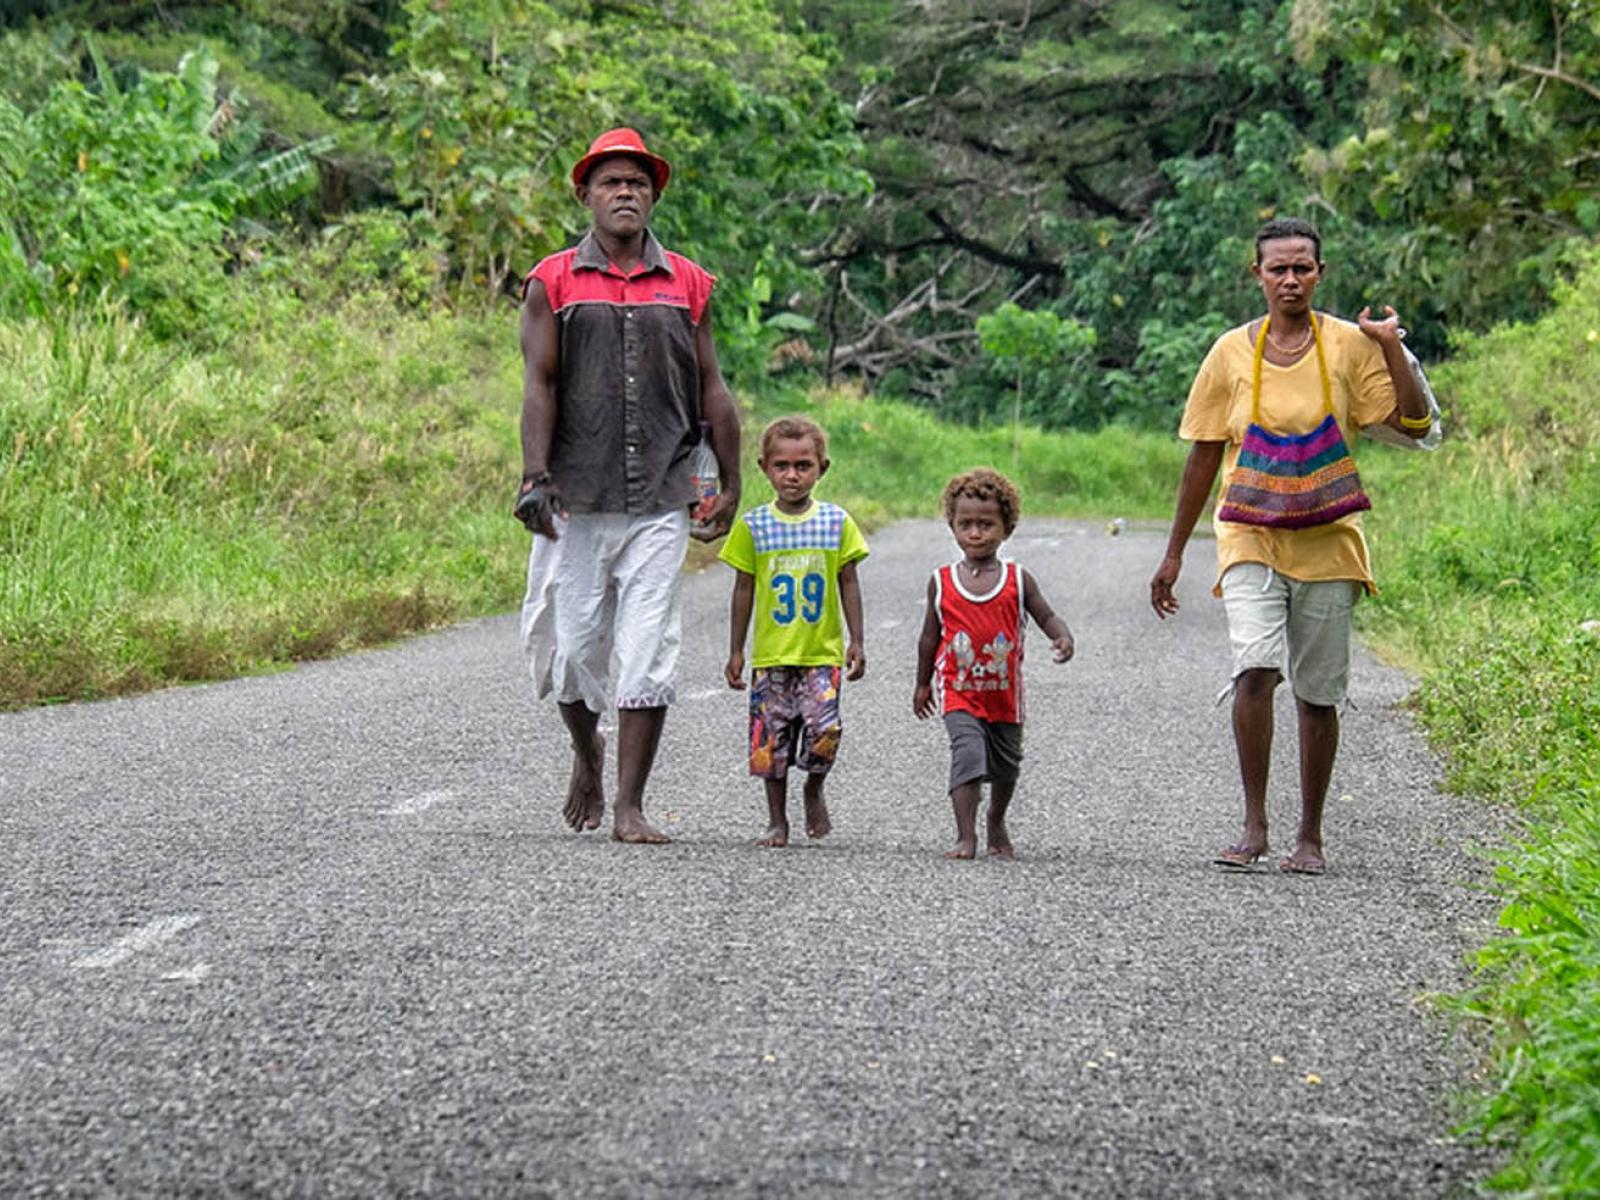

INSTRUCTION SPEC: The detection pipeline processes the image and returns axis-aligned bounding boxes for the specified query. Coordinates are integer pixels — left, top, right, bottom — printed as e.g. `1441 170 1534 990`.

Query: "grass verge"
1360 251 1600 1196
1 301 1187 708
0 293 526 706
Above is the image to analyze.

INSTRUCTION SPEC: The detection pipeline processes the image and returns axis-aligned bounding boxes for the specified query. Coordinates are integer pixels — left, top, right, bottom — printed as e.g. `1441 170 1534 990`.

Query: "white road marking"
681 687 726 702
73 915 201 970
160 963 212 984
385 789 456 816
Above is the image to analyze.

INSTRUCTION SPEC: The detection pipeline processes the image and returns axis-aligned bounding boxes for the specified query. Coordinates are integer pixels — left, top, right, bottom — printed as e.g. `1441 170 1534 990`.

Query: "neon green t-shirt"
719 500 868 668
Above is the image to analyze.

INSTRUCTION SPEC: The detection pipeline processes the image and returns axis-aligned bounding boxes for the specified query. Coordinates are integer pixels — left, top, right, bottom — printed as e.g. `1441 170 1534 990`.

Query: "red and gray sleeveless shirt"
933 560 1026 724
524 230 716 515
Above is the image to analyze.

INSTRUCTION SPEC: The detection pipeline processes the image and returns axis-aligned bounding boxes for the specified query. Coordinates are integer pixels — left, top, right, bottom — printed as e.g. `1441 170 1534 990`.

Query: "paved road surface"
0 520 1502 1197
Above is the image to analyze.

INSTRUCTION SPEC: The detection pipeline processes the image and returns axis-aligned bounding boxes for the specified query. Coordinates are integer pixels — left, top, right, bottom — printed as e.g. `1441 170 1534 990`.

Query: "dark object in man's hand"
513 473 557 531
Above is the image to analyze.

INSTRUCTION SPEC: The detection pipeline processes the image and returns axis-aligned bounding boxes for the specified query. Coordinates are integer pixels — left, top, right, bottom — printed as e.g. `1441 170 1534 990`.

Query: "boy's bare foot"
804 795 832 839
562 732 606 831
944 839 977 860
986 818 1014 858
611 810 671 844
756 824 789 848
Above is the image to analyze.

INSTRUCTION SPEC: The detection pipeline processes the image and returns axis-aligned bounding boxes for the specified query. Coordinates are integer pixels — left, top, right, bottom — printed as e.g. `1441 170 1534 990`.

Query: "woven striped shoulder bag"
1215 314 1372 529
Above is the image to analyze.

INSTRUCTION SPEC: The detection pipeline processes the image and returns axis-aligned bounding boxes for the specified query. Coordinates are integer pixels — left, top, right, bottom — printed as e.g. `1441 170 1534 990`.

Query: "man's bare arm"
516 280 565 538
693 304 742 541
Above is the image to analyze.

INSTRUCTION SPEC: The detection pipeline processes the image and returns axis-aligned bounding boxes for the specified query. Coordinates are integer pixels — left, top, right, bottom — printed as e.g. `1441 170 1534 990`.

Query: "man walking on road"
515 128 742 844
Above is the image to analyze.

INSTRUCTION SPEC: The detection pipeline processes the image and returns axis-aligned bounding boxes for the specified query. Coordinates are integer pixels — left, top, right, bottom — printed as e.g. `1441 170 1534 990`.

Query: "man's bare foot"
612 810 671 844
804 794 832 839
944 838 976 860
756 824 789 848
562 733 606 831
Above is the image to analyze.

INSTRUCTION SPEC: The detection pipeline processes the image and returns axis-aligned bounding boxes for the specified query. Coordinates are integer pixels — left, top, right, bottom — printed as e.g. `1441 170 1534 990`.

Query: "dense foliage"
0 37 326 335
0 1 864 381
1362 250 1600 1197
800 0 1600 427
4 2 1596 427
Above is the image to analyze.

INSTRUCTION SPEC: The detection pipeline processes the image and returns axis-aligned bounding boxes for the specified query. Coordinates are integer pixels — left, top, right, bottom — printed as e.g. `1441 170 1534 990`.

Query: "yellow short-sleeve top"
1178 315 1397 595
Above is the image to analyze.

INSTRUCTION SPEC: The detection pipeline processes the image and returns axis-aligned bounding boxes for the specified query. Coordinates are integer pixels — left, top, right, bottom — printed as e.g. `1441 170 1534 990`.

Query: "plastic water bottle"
688 421 719 524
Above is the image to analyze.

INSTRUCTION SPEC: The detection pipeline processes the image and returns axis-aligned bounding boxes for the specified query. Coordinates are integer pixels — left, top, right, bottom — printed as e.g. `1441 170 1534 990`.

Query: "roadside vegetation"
1360 251 1600 1198
0 293 520 704
2 3 1599 1193
0 292 1185 705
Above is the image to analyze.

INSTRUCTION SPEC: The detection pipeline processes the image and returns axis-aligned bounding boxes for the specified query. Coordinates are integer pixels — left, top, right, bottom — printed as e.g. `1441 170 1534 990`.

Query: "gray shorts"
943 711 1023 791
1220 562 1360 706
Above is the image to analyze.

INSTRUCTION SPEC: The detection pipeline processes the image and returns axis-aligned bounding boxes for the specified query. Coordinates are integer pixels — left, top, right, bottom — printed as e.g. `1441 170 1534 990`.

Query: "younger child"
913 467 1074 859
721 416 868 847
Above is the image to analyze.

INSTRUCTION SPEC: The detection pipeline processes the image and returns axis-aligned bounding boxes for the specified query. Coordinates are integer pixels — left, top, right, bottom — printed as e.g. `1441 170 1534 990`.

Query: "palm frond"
228 134 337 212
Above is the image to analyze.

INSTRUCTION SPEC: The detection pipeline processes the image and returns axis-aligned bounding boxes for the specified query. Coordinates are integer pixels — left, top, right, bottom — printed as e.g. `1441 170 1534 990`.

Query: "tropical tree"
0 37 325 333
801 0 1365 425
1311 0 1600 331
359 0 868 381
802 0 1600 428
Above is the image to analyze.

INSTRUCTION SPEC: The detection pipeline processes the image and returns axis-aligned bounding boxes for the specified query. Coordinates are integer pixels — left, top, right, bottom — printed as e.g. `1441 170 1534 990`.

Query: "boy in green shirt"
721 417 867 847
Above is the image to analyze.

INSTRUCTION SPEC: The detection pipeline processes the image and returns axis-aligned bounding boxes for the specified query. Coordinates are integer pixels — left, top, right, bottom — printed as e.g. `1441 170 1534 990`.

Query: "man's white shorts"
520 508 689 713
1220 562 1360 706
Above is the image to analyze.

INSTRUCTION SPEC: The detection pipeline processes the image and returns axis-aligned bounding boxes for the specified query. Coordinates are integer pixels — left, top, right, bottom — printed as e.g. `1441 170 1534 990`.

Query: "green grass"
738 383 1187 527
0 298 1187 708
0 292 526 706
1358 250 1600 1197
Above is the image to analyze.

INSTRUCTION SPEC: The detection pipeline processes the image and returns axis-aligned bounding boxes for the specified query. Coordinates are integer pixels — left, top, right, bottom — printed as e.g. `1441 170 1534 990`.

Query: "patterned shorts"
747 665 843 779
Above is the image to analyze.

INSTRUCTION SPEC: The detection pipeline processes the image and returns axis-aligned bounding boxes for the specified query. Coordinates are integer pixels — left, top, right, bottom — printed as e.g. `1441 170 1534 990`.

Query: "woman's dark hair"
1253 217 1322 263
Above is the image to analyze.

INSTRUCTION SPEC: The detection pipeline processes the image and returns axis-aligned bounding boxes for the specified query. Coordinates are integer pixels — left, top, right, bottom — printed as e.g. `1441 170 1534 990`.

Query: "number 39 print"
770 571 825 624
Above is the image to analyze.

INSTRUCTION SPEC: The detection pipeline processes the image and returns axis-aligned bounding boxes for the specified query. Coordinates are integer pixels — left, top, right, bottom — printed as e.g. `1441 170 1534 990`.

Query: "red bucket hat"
571 128 671 194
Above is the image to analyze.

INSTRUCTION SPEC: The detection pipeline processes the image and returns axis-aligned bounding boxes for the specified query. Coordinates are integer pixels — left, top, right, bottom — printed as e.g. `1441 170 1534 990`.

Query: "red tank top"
934 560 1025 723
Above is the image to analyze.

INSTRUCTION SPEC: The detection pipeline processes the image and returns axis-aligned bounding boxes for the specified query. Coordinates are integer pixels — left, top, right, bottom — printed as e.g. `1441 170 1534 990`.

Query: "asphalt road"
0 519 1503 1197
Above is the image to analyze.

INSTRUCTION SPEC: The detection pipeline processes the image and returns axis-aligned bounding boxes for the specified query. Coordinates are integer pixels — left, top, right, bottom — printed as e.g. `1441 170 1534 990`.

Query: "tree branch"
1515 61 1600 104
923 209 1063 277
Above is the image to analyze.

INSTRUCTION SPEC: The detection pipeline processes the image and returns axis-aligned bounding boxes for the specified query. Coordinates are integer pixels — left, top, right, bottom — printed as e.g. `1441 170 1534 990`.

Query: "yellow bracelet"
1398 411 1433 431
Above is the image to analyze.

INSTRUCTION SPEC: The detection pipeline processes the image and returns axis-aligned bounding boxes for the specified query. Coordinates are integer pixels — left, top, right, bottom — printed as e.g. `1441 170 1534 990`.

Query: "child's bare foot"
562 733 605 831
611 810 671 844
944 838 977 860
986 816 1014 858
804 795 832 839
985 812 1011 857
756 824 789 848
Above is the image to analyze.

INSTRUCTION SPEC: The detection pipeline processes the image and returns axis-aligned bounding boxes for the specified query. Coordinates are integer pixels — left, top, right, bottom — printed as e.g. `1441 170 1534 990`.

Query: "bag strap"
1252 314 1333 425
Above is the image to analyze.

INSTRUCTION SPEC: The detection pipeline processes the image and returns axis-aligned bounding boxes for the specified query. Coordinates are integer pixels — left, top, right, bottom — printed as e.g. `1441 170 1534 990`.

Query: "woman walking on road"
1149 216 1434 875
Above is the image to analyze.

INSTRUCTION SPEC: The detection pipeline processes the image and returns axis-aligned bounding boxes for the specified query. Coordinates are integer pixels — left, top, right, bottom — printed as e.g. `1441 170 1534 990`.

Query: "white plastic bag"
1362 338 1443 451
688 421 719 527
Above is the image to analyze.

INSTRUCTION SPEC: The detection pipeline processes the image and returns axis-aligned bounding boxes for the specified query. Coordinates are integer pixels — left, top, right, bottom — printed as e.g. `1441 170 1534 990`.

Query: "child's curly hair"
759 415 829 463
941 467 1021 535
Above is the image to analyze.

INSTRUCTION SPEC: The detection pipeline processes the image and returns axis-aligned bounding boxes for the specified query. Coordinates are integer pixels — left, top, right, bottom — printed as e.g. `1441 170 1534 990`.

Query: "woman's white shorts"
1220 562 1360 706
520 508 689 713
